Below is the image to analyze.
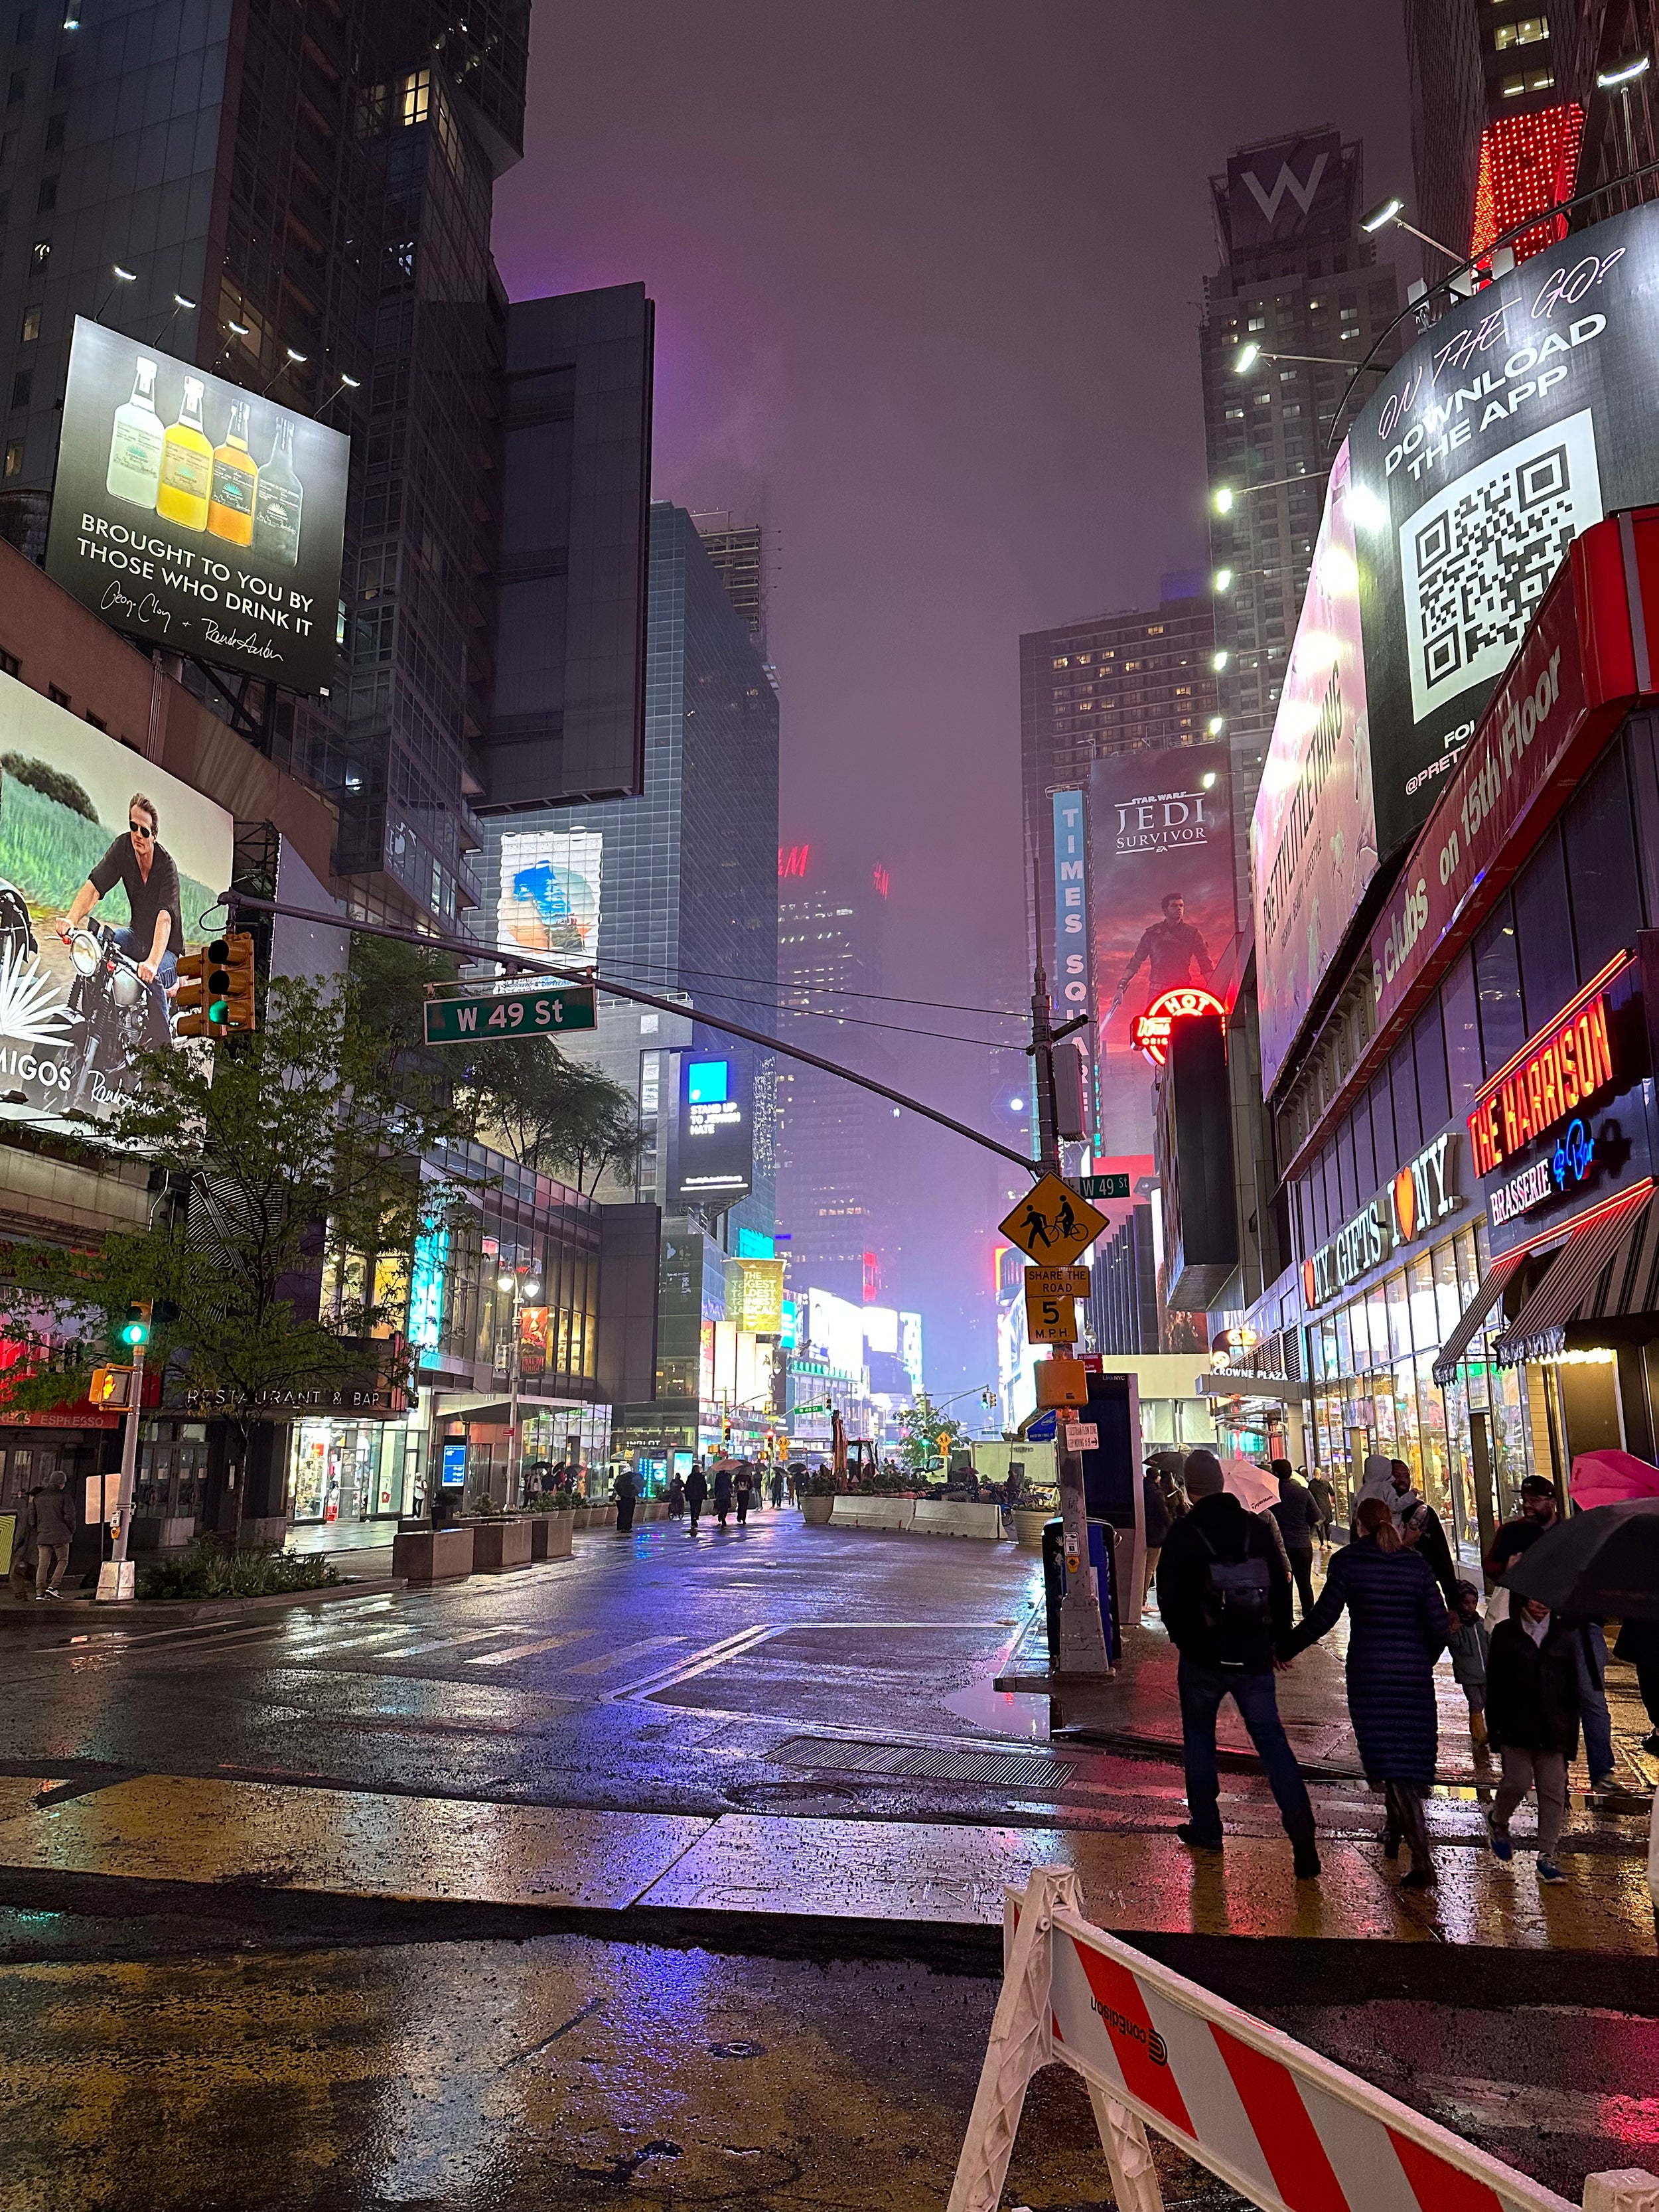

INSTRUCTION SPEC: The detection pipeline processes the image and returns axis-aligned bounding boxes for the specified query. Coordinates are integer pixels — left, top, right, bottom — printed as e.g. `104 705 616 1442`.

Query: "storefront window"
1348 1295 1370 1372
1414 1351 1450 1520
1407 1254 1437 1356
1386 1270 1413 1363
1431 1240 1463 1342
1393 1358 1422 1471
1487 1352 1532 1514
1332 1303 1352 1377
1372 1378 1397 1452
1455 1226 1480 1303
1441 1372 1475 1552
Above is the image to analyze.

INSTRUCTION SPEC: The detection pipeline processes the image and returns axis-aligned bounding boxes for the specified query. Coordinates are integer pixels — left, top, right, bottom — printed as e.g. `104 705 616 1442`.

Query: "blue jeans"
1575 1621 1613 1781
1177 1655 1315 1842
113 928 176 1039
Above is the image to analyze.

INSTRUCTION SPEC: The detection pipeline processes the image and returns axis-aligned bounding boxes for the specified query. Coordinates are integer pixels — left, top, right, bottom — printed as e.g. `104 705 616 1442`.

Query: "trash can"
1041 1514 1121 1666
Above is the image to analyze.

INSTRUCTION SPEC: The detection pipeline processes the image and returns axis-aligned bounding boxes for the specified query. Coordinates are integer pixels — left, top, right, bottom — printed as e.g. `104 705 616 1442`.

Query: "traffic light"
220 930 258 1032
119 1301 152 1349
174 946 214 1037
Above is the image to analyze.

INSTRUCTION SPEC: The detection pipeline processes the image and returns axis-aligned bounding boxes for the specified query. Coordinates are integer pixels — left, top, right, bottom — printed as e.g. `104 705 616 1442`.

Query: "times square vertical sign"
1052 788 1094 1147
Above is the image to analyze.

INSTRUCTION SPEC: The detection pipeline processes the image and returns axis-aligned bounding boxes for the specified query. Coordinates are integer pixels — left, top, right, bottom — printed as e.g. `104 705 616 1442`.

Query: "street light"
94 263 137 323
1597 54 1650 86
152 291 196 347
259 346 308 398
495 1266 541 1507
1358 194 1465 262
317 371 362 415
1234 342 1390 375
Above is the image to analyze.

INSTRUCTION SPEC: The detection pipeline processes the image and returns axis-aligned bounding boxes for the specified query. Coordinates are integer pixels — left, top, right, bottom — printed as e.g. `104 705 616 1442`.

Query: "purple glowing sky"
492 3 1411 1393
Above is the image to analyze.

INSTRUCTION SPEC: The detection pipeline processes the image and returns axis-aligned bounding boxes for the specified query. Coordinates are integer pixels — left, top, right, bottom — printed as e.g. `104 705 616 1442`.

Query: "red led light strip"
1470 103 1585 264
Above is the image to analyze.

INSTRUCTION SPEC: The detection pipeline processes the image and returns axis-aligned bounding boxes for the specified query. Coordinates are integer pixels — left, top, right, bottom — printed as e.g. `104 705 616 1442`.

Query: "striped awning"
1492 1185 1655 1366
1430 1247 1528 1388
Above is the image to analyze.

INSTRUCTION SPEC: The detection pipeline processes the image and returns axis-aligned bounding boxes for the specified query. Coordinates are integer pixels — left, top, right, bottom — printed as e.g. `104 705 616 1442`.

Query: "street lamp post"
496 1266 541 1508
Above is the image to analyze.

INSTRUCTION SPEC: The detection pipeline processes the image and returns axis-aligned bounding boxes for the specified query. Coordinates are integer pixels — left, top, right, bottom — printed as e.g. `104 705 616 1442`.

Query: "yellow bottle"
206 398 257 547
155 375 213 531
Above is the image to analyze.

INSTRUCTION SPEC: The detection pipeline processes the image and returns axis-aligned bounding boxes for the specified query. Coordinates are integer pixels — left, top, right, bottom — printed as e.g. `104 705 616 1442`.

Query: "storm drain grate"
772 1736 1073 1791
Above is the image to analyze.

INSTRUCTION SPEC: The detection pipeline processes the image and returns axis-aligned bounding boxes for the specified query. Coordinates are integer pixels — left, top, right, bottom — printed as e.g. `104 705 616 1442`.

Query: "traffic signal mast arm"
227 894 1039 1175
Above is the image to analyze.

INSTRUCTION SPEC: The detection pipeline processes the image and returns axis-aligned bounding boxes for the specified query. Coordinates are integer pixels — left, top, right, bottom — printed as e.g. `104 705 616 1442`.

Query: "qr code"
1400 409 1602 723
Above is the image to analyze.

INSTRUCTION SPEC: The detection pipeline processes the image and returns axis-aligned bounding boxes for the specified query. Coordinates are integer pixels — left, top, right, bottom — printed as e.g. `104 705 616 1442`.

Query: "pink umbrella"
1222 1457 1279 1512
1569 1449 1659 1511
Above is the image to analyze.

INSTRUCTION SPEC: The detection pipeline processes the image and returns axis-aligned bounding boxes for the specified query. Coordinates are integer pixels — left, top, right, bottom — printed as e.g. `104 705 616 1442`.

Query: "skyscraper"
0 0 651 937
774 849 900 1307
1200 129 1402 920
693 514 766 652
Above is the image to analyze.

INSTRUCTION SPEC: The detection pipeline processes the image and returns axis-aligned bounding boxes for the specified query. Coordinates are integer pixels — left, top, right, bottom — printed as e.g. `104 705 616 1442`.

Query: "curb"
0 1574 406 1629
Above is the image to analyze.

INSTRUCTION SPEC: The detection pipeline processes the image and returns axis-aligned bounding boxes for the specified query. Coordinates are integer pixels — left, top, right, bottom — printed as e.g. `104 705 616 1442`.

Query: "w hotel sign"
1220 130 1352 254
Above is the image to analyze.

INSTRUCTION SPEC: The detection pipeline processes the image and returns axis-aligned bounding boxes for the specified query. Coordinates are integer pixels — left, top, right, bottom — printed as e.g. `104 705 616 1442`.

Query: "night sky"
492 2 1413 1397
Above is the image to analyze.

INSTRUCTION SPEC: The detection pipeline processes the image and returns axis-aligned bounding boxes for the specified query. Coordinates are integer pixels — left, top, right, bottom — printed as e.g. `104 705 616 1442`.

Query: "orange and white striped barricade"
948 1866 1659 2212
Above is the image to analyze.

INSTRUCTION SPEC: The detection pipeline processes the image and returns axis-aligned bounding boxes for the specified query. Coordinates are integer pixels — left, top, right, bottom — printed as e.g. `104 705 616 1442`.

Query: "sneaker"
1176 1823 1224 1853
1536 1855 1567 1883
1488 1824 1513 1863
1400 1866 1435 1889
1589 1771 1617 1795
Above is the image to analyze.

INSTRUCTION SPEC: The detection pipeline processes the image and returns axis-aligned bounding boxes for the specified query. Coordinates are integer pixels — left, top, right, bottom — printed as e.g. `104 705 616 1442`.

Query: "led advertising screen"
1252 439 1379 1091
495 826 602 958
672 1053 753 1207
0 674 233 1128
46 318 350 693
1092 740 1235 1161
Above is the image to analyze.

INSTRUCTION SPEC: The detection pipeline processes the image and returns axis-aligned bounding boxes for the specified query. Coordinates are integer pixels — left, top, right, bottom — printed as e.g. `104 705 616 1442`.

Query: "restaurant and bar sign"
1301 1131 1461 1309
1469 945 1659 1257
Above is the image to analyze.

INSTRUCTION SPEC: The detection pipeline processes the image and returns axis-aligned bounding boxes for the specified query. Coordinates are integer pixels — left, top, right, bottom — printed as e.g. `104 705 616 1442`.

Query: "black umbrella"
1503 1499 1659 1619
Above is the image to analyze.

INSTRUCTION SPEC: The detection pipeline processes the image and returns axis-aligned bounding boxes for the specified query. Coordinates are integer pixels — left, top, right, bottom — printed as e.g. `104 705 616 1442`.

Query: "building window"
29 238 47 269
1500 66 1555 93
46 684 68 706
84 711 105 731
50 49 69 84
1493 15 1548 47
13 10 33 41
43 110 62 148
10 370 29 409
6 70 23 103
3 440 21 478
34 173 54 212
19 305 37 343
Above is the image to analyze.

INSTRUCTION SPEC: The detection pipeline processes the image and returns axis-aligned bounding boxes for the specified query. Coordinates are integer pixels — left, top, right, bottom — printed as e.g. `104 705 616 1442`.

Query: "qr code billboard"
1400 409 1603 723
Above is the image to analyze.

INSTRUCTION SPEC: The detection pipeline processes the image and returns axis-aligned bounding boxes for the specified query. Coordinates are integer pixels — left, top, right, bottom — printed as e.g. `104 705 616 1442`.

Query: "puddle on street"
942 1677 1050 1741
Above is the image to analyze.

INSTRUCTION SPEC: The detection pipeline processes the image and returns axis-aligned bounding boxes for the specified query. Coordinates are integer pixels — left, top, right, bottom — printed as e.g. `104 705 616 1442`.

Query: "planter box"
829 1495 914 1531
912 1499 1005 1541
800 1495 835 1525
392 1526 474 1584
581 1506 606 1530
528 1511 574 1560
470 1518 533 1572
1013 1509 1052 1549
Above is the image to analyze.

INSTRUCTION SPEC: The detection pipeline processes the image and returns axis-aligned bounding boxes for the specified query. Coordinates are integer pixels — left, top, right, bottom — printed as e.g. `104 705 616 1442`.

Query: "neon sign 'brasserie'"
1466 961 1621 1179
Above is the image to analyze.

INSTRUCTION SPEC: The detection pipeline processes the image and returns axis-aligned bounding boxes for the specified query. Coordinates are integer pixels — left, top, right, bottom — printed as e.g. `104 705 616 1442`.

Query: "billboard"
672 1053 753 1207
1218 131 1350 255
496 826 602 958
1092 741 1235 1160
46 319 349 694
733 1255 786 1335
1252 202 1659 1090
0 674 233 1128
1252 439 1378 1090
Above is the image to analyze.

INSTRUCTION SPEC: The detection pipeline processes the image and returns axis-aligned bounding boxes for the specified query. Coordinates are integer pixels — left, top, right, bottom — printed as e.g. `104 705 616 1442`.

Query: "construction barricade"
948 1866 1659 2212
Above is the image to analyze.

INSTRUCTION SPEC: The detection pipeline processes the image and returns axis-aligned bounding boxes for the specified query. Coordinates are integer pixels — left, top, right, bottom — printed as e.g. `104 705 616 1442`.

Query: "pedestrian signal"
220 930 258 1032
89 1364 134 1408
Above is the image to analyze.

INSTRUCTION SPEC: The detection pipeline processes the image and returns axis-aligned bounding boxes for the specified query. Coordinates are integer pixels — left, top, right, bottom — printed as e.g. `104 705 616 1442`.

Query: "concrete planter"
800 1495 835 1524
528 1511 574 1560
392 1525 474 1583
469 1518 533 1572
1013 1509 1052 1549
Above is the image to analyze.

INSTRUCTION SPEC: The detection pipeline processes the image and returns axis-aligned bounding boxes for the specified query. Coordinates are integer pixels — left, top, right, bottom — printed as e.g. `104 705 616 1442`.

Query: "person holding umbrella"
1503 1495 1659 1757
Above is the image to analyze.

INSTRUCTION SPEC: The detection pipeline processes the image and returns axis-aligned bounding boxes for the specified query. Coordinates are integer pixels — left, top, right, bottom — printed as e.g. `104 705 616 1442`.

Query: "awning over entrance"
1430 1247 1528 1389
1492 1185 1654 1367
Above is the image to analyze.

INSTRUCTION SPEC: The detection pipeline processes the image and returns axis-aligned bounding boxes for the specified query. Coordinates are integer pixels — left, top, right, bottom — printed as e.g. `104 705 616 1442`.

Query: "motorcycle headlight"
68 934 100 978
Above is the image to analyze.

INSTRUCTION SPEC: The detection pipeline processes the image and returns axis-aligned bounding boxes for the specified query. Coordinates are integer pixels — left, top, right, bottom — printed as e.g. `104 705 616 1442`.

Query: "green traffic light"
121 1321 148 1346
208 999 228 1024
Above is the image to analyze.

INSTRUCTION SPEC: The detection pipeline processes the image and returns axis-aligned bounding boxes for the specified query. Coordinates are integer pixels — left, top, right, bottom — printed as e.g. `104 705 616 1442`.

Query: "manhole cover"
773 1735 1073 1791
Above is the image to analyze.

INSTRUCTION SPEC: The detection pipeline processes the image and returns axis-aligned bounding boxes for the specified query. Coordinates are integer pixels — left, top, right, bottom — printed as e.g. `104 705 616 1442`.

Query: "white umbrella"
1221 1456 1278 1512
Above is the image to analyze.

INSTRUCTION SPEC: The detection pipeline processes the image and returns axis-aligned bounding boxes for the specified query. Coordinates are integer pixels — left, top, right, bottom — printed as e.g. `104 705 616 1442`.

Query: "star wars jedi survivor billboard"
46 319 350 693
1254 202 1659 1092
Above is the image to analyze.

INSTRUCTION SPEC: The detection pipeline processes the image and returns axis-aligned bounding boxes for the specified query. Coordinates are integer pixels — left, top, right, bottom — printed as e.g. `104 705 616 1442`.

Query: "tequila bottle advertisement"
0 674 232 1130
46 319 350 693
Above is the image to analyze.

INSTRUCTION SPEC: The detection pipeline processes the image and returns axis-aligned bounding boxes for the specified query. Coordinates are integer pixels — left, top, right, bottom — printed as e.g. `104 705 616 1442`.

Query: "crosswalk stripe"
466 1630 598 1666
565 1635 686 1676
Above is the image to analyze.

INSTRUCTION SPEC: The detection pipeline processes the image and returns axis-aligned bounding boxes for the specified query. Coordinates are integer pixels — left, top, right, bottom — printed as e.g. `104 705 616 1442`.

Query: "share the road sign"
999 1172 1108 1266
424 984 598 1045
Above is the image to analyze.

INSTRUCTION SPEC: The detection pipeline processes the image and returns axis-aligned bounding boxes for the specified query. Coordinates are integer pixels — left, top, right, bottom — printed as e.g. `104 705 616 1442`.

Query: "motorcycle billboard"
44 318 350 694
0 675 233 1128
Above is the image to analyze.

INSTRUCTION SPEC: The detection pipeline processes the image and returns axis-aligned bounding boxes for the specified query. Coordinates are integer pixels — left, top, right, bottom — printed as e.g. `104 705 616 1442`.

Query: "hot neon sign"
1133 985 1224 1067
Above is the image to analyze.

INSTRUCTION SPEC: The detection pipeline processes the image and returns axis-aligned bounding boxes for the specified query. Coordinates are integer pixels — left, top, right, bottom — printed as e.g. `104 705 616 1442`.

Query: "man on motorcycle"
58 792 182 1041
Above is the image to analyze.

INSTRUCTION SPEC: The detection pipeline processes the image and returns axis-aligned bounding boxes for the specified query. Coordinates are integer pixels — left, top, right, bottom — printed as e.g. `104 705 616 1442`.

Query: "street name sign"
999 1173 1108 1266
1072 1173 1131 1201
424 984 598 1045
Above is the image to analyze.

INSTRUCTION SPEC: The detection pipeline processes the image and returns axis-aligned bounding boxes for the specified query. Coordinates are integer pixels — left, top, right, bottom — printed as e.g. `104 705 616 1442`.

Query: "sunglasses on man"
129 820 153 838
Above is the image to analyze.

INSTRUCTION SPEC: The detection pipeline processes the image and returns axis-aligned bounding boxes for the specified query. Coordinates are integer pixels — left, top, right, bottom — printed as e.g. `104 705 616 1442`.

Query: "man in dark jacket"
1486 1599 1579 1882
685 1464 708 1533
1157 1448 1319 1877
31 1471 74 1598
1270 1459 1318 1621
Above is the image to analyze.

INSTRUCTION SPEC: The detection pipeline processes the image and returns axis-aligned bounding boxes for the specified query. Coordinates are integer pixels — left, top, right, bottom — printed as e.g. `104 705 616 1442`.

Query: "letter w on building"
1243 150 1329 224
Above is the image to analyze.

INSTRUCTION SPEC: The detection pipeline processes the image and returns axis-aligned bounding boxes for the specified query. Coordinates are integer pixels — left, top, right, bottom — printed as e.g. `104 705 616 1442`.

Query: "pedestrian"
8 1481 40 1600
1351 1453 1396 1538
1486 1597 1579 1883
713 1463 733 1526
1279 1495 1449 1889
685 1463 707 1533
769 1466 784 1509
31 1471 74 1599
1612 1618 1659 1754
1391 1461 1458 1605
668 1472 685 1519
613 1463 638 1534
734 1464 753 1526
1141 1461 1172 1611
1569 1616 1617 1793
1306 1469 1336 1555
1155 1447 1321 1880
1484 1473 1559 1623
1447 1581 1491 1747
1269 1457 1319 1621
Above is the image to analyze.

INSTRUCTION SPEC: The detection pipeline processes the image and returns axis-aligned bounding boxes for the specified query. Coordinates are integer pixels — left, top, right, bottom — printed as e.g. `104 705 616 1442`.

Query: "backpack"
1194 1525 1271 1635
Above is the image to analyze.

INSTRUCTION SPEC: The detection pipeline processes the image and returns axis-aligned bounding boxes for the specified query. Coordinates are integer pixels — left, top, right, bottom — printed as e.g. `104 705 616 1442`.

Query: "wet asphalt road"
0 1512 1655 2207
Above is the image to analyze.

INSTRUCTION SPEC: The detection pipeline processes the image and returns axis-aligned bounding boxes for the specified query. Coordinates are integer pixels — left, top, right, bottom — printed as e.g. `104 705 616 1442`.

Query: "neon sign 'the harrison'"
1467 968 1619 1179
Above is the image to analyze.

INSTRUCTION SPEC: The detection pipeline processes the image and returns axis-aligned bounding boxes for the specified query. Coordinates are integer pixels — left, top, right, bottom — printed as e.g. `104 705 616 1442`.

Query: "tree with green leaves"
0 971 466 1540
897 1391 968 1474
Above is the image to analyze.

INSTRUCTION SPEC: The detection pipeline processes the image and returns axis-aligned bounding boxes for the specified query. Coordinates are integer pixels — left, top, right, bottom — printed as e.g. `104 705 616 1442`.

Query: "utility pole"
98 1335 146 1603
1029 860 1111 1680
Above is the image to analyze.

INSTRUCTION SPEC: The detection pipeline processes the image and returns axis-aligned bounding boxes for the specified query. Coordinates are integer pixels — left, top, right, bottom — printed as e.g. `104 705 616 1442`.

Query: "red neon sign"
1133 986 1224 1067
872 864 890 899
1467 954 1624 1179
778 844 810 880
1469 104 1583 265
